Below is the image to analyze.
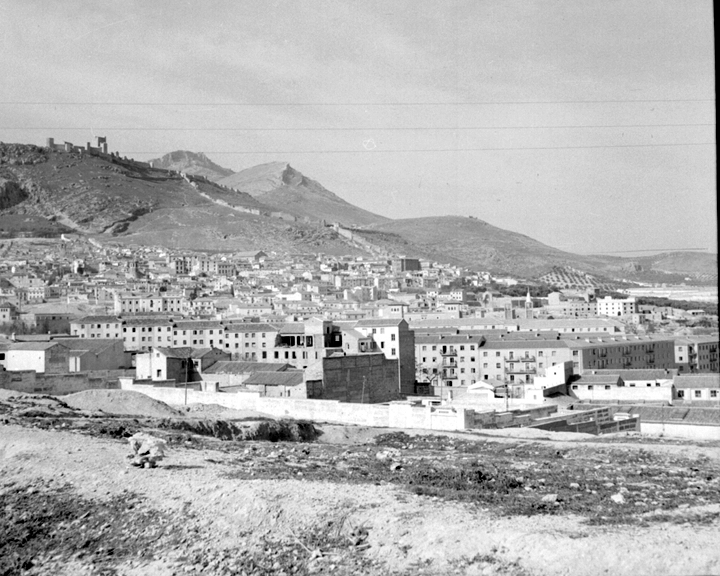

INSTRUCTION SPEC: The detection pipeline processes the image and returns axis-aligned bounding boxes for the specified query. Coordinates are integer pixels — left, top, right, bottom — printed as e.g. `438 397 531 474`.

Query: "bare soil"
2 390 720 576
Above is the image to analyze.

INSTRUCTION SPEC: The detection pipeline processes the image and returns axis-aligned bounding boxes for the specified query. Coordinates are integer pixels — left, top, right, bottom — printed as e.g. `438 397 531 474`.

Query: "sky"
0 0 716 255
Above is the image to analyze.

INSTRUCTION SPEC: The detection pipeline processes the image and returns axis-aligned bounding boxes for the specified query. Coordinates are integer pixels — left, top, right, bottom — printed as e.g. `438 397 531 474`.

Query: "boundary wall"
119 380 474 431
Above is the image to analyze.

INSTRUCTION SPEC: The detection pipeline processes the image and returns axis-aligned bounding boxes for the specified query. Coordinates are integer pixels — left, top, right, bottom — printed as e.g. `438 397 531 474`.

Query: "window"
391 348 396 355
391 334 396 341
711 390 717 398
694 390 702 398
496 363 501 369
604 385 611 390
495 352 500 357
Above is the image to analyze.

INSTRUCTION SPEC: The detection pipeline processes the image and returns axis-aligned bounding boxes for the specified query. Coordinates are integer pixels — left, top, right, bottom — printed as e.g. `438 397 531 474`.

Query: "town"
1 231 717 438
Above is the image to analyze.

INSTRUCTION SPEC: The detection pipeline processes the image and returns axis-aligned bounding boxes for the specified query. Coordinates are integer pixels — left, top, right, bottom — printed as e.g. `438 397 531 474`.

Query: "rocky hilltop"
148 150 234 181
217 162 390 227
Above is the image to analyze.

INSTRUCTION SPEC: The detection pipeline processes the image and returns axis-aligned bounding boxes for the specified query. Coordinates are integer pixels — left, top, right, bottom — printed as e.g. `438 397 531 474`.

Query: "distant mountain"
358 216 615 277
148 150 234 181
359 216 718 283
217 162 389 227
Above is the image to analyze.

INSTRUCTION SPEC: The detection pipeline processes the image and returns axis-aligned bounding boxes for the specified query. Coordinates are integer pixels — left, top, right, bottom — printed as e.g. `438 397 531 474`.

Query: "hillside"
0 144 369 256
359 216 615 277
217 162 390 227
148 150 234 181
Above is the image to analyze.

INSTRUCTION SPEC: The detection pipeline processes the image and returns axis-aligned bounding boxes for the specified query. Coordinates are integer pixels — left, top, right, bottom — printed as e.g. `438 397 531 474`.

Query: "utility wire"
0 98 714 106
2 123 714 131
119 142 716 154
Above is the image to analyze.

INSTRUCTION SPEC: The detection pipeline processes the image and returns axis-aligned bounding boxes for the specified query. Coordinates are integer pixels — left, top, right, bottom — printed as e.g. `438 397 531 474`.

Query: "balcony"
440 348 457 356
505 355 535 363
504 367 536 375
442 372 458 379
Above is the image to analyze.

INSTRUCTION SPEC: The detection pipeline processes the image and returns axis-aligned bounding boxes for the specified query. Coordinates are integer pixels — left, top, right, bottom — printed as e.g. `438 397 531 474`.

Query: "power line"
600 248 709 254
0 98 714 106
2 123 714 131
120 142 716 154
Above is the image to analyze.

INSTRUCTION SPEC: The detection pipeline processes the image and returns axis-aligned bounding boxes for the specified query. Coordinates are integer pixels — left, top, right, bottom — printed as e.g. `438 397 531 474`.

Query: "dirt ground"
2 390 720 576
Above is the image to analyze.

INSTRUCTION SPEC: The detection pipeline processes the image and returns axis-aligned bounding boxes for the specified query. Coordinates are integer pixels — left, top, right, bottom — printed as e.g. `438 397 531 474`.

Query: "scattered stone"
611 493 625 504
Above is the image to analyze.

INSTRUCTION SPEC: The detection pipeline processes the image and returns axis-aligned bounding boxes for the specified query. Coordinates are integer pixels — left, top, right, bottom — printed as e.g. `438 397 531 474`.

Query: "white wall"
641 422 720 441
119 381 474 431
5 350 46 373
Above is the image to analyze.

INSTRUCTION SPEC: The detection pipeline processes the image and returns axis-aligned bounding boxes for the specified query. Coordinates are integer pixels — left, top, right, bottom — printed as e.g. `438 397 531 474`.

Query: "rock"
128 433 167 468
569 483 580 489
611 493 625 504
541 494 558 503
375 449 400 461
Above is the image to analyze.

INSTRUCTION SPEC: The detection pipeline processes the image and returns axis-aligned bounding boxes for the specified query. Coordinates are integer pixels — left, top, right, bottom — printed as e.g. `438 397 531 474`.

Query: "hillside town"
0 233 717 438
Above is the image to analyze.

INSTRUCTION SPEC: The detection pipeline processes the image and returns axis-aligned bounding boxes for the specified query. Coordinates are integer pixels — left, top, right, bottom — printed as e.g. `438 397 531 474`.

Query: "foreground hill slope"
217 162 390 226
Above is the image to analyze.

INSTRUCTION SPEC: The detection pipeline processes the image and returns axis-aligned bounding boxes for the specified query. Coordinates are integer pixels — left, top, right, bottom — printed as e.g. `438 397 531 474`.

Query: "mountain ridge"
1 143 716 284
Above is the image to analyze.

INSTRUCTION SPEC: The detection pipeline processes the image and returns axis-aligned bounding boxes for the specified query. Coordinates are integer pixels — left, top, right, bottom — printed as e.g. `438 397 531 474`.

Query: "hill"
148 150 234 181
217 162 389 227
359 216 615 277
0 143 370 256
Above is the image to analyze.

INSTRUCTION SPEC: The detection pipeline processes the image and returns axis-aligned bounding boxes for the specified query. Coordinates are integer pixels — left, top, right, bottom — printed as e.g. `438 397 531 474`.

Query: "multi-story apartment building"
595 296 637 317
272 319 341 369
71 315 123 339
545 292 597 317
223 322 279 361
114 293 187 315
415 334 484 388
172 320 225 349
122 317 175 352
478 338 574 395
563 334 676 373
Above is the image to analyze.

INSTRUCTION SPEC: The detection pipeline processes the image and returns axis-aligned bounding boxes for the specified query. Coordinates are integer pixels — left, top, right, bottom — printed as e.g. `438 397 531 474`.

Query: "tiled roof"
204 361 289 375
591 369 676 381
355 318 407 327
75 315 121 323
243 371 304 386
173 321 223 330
154 347 215 359
674 373 720 389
